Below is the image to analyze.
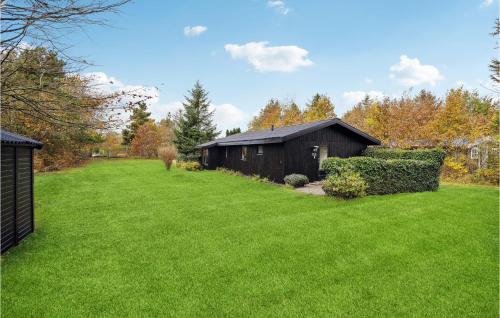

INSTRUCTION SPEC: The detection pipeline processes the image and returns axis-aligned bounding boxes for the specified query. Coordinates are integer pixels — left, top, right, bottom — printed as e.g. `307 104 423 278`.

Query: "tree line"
343 89 498 149
248 94 335 130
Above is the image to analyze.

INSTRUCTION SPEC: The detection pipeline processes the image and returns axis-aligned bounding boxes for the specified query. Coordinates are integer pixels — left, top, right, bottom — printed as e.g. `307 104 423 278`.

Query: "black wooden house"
197 118 380 182
1 130 43 254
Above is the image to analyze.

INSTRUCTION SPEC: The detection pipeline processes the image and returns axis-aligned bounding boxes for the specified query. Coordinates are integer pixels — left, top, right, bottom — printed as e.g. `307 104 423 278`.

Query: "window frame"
241 146 247 161
257 145 264 156
470 146 479 160
202 148 209 165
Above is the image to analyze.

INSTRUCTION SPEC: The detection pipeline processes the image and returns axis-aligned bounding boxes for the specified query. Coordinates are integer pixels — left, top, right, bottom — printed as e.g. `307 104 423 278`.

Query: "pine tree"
122 101 151 145
303 94 336 122
174 81 219 161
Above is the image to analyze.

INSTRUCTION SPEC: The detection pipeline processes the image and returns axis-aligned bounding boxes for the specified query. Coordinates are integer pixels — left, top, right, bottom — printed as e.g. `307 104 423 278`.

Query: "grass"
1 159 498 317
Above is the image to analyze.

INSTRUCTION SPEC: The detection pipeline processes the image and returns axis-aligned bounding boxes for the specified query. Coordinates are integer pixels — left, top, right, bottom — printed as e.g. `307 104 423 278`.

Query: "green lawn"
1 160 498 317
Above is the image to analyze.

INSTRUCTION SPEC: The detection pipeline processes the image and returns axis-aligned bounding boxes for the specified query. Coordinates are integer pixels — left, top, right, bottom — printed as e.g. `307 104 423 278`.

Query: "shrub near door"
321 156 442 195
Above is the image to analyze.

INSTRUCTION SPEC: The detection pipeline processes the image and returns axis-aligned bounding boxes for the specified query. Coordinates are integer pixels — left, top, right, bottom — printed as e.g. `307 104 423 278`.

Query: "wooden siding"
1 146 16 253
1 146 34 254
217 144 285 182
205 147 220 170
284 125 369 181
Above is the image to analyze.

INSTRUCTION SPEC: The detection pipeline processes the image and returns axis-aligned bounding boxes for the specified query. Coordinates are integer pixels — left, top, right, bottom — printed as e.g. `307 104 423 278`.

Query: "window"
470 146 479 160
225 147 228 159
257 145 264 155
202 149 208 165
241 146 247 161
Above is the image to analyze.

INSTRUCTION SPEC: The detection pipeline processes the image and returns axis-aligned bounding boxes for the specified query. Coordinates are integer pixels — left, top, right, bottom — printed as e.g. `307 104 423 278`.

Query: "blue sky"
68 0 498 132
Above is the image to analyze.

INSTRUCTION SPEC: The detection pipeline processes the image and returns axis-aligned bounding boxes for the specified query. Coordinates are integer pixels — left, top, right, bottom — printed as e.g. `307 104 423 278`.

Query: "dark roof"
0 130 43 149
198 118 380 148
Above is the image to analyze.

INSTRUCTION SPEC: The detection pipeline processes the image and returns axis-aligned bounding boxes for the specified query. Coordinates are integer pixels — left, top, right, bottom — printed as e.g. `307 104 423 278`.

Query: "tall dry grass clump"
158 145 177 170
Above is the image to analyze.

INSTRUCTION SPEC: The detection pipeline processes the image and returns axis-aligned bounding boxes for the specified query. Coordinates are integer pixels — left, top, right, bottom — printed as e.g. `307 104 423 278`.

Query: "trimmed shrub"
177 161 200 171
321 156 441 195
320 157 353 177
363 147 446 167
322 170 367 199
284 174 309 188
158 145 176 170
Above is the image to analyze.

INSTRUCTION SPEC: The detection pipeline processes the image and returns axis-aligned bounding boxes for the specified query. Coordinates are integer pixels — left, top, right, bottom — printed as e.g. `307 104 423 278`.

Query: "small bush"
284 174 309 188
217 168 270 183
216 167 243 176
177 161 200 171
322 170 367 199
470 168 499 185
363 147 446 167
322 156 441 195
442 157 468 177
251 174 270 183
158 145 176 170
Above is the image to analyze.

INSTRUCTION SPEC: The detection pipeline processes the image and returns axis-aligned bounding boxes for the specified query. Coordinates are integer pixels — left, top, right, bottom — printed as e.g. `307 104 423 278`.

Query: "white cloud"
364 77 373 84
149 101 183 121
210 103 248 133
84 72 159 104
224 41 313 72
389 55 443 87
480 0 493 7
343 91 385 105
183 25 207 37
267 0 291 15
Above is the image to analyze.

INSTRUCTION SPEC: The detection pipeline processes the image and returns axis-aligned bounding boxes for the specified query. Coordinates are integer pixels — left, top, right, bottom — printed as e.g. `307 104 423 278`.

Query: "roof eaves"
218 137 283 146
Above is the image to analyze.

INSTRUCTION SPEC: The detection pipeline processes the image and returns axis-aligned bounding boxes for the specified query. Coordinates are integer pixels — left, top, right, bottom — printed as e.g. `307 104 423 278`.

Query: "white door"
319 146 328 170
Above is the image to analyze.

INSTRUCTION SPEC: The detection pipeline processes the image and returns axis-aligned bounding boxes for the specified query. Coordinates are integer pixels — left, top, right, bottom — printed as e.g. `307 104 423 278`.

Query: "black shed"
197 118 380 182
1 130 43 254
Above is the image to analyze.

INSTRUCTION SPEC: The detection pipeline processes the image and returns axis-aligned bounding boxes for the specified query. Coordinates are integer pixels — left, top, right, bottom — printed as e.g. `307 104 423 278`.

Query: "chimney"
271 125 274 131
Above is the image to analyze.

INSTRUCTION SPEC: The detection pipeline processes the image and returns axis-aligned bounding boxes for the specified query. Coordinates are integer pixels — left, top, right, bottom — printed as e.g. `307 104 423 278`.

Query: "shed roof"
197 118 380 148
0 129 43 149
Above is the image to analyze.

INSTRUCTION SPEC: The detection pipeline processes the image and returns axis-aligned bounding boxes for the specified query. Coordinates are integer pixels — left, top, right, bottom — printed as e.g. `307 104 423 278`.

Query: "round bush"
284 174 309 188
322 170 367 199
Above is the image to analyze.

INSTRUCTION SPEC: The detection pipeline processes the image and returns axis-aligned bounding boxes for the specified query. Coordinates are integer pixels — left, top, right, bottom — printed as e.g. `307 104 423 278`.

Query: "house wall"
205 147 220 170
284 125 369 181
214 144 285 182
1 146 34 254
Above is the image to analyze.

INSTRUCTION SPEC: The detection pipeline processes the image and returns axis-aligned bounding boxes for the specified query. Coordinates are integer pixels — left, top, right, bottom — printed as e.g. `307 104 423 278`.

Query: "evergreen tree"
303 93 336 122
122 101 151 145
174 81 219 160
226 128 242 136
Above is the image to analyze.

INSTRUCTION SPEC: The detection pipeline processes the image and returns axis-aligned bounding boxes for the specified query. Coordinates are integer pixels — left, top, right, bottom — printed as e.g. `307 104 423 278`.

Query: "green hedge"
363 147 446 166
321 156 441 195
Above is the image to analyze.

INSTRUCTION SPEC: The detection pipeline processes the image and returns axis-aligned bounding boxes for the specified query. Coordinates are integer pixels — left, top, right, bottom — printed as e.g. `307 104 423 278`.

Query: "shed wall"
1 146 34 253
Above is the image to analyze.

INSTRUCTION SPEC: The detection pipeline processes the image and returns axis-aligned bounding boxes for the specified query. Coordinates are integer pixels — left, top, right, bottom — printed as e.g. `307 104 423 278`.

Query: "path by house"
295 181 325 196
